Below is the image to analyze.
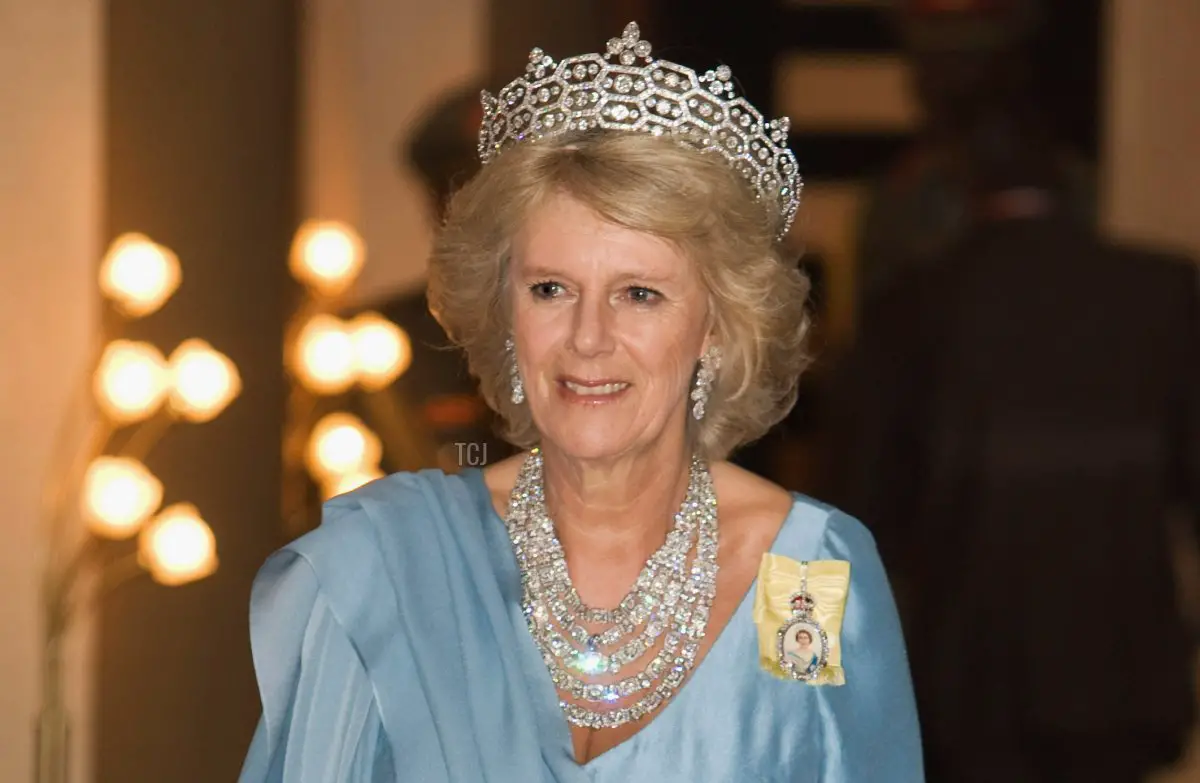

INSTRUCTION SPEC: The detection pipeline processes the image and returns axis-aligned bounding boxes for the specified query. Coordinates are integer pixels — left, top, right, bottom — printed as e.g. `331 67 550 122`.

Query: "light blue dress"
239 468 923 782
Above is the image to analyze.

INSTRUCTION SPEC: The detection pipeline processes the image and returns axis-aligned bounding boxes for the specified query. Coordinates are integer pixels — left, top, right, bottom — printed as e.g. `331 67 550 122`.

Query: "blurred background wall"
305 0 486 304
0 2 102 781
1106 0 1200 253
1107 7 1200 777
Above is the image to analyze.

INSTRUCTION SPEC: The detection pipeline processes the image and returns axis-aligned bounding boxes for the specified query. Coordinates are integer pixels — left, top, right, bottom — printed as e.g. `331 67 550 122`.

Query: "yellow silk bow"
752 555 850 685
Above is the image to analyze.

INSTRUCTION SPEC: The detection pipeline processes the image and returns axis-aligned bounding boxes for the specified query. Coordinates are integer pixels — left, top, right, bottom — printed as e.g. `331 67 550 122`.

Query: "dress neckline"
458 467 802 772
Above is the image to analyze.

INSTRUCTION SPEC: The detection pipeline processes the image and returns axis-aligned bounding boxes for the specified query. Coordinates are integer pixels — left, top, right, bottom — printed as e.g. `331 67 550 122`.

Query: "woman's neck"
538 438 694 564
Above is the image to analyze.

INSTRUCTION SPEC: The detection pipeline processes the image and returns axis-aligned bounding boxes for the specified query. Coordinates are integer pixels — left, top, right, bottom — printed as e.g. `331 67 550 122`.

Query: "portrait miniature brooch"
752 556 849 686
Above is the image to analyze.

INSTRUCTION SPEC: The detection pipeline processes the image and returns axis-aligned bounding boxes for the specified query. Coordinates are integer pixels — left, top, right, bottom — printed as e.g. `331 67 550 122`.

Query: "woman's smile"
558 377 631 403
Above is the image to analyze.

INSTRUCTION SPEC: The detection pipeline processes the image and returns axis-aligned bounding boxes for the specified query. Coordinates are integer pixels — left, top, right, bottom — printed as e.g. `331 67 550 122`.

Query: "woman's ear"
700 299 720 357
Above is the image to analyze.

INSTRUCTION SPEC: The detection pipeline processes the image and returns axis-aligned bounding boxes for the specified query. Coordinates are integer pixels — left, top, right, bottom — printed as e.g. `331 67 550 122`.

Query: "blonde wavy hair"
427 131 812 461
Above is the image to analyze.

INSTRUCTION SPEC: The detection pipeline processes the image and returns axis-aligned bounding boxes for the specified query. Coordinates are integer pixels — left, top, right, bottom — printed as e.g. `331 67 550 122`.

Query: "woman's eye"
627 286 661 304
530 281 563 299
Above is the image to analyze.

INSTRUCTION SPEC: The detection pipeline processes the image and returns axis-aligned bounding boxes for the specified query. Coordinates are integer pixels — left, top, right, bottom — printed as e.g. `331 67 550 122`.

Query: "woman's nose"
567 295 615 357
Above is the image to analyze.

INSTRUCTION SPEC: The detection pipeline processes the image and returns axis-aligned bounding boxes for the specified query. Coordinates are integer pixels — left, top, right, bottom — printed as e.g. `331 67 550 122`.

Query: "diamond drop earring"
691 345 721 420
506 337 525 404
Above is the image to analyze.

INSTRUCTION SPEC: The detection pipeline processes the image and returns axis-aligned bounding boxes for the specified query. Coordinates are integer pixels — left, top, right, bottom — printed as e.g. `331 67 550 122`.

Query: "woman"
785 628 820 671
240 23 922 782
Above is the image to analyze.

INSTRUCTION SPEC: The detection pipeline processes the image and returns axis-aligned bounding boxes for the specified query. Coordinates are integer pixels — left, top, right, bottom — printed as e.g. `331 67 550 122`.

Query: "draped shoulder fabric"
239 469 924 782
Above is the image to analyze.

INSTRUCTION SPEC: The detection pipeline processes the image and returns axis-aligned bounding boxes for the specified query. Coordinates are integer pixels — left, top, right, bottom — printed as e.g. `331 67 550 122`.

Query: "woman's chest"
577 623 827 782
564 527 773 764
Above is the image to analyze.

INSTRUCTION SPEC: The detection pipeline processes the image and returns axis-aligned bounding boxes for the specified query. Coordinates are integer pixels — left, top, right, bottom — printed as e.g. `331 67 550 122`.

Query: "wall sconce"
282 219 422 534
36 233 237 783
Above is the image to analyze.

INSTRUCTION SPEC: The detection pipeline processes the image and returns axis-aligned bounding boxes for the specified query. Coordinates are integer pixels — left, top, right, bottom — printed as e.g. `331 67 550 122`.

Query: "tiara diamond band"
478 22 802 239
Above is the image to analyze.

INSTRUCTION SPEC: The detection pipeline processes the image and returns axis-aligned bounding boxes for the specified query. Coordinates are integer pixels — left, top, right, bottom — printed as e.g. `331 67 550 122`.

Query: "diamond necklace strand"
504 448 720 729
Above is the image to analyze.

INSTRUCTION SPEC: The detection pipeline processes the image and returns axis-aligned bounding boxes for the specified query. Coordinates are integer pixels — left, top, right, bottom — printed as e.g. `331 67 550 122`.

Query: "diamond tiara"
477 22 802 239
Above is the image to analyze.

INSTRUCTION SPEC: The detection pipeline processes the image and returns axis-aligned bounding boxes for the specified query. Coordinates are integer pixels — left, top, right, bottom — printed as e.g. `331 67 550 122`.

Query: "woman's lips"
557 377 630 402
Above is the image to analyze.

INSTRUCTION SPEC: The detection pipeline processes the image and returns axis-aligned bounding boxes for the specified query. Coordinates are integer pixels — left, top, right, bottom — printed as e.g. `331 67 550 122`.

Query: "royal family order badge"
753 555 848 685
776 577 829 681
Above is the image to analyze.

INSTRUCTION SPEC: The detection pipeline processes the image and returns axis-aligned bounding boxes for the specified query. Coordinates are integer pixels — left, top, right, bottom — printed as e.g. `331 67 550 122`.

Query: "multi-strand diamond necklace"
503 448 720 729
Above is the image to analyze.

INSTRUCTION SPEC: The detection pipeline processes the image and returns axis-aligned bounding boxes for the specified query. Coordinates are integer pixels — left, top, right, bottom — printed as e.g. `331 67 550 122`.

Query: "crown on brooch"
477 22 802 239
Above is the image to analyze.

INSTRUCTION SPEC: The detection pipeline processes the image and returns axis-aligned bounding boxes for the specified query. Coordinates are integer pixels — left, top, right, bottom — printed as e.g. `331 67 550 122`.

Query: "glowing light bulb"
304 412 382 481
93 340 170 424
81 456 164 539
292 315 356 394
167 339 241 422
350 312 412 391
98 233 182 317
138 502 218 586
289 220 364 296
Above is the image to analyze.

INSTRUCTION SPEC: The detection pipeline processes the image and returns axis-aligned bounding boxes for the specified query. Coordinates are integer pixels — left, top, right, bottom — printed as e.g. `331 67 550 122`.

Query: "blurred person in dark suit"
347 84 514 473
856 0 1096 307
835 70 1199 783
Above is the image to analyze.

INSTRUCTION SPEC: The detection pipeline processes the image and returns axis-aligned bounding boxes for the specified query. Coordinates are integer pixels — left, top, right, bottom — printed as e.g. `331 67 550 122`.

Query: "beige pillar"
0 2 102 781
1104 0 1200 253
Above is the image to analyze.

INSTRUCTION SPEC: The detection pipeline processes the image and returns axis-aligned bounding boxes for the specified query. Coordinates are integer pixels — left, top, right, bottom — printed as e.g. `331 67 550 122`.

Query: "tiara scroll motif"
477 22 802 239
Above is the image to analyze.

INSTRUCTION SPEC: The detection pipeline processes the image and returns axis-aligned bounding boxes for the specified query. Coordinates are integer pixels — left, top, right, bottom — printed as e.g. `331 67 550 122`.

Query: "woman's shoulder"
710 460 878 561
252 468 505 650
476 451 526 517
278 468 494 582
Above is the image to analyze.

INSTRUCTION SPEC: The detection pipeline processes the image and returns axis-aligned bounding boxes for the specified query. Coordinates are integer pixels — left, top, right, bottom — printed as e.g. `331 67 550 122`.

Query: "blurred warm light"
289 220 364 296
305 412 382 481
321 466 385 500
99 233 182 318
167 339 241 422
93 340 170 424
350 312 412 390
293 314 356 394
81 457 164 539
138 502 218 586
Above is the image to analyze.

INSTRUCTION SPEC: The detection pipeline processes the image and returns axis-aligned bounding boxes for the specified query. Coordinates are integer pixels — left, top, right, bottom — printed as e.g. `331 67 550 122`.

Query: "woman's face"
510 193 711 462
